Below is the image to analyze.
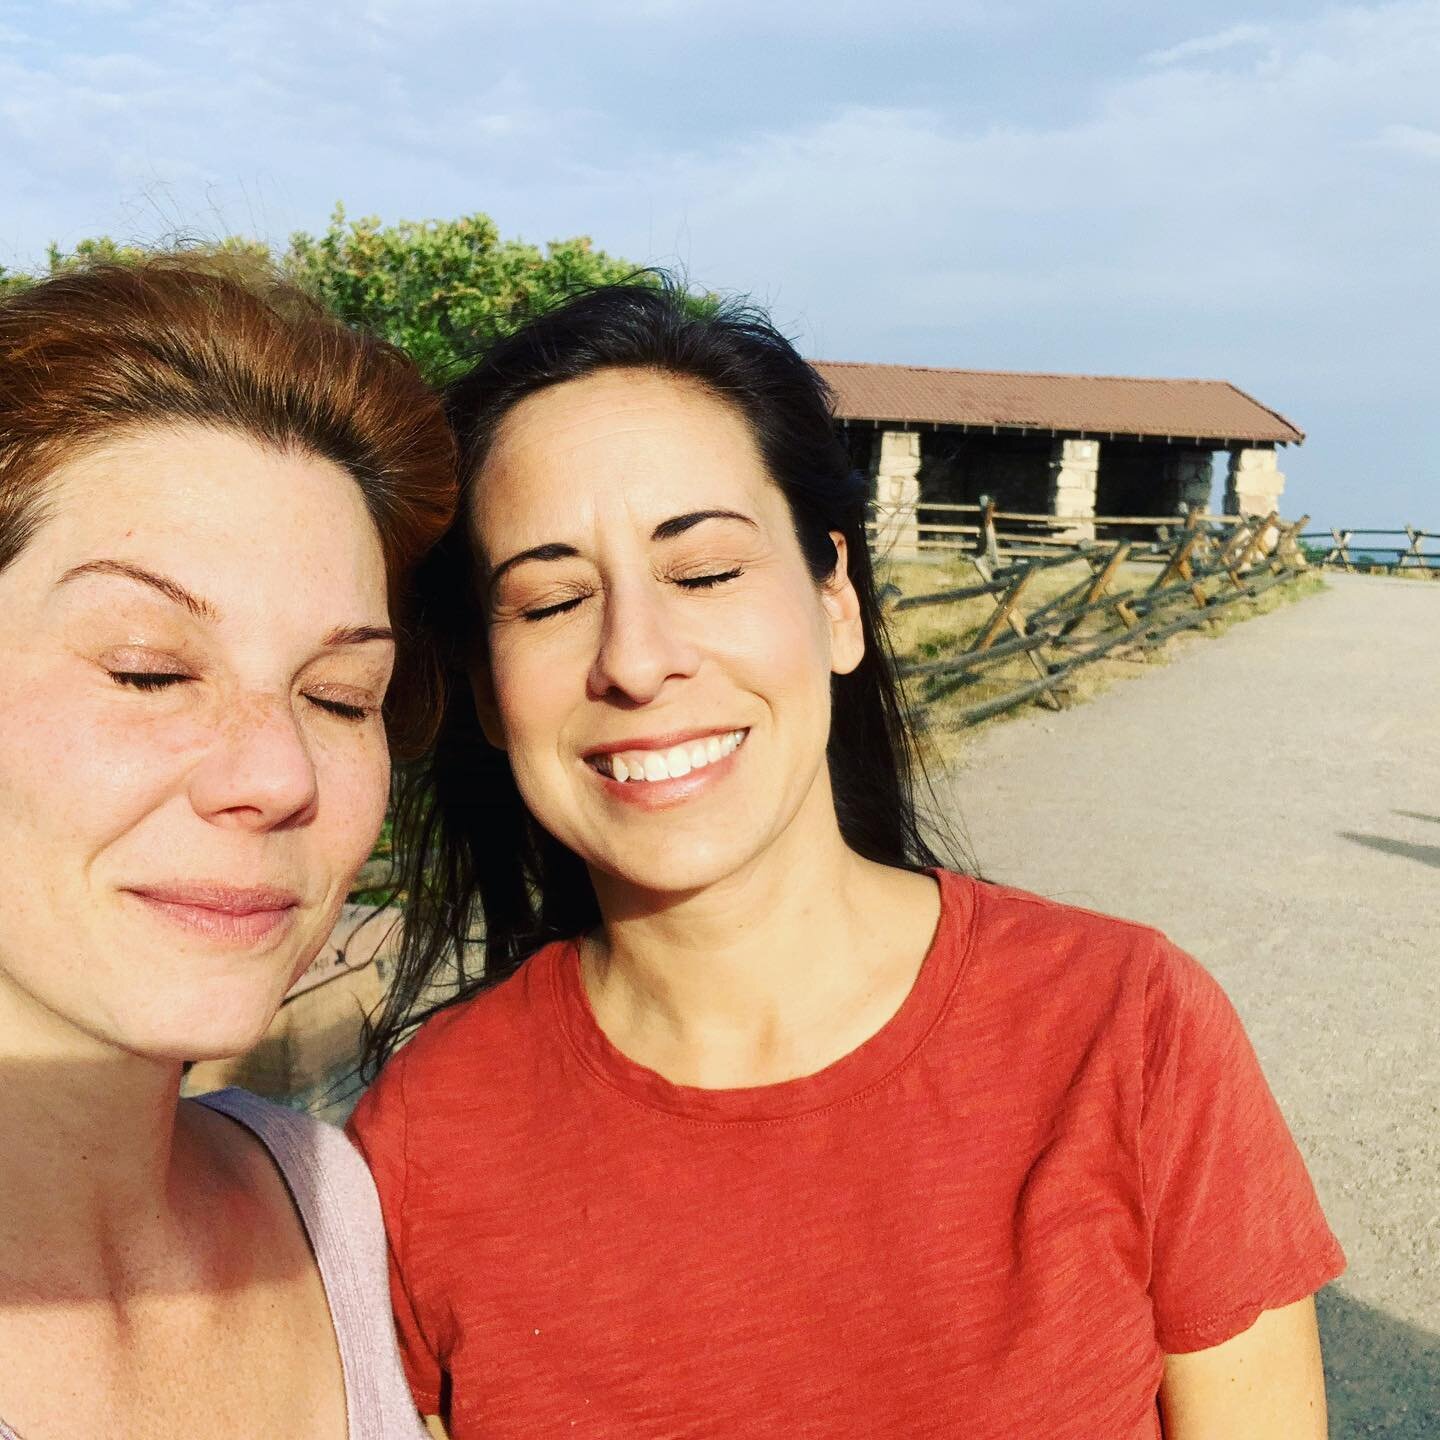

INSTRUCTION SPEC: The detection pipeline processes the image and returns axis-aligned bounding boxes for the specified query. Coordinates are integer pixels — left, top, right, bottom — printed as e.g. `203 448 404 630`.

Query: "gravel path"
939 573 1438 1437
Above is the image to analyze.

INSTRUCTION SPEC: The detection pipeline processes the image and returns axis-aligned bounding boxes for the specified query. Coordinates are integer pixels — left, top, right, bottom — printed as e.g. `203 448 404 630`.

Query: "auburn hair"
0 256 458 755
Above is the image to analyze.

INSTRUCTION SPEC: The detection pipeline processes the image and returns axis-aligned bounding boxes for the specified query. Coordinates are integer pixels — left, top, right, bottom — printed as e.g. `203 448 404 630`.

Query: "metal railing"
1298 526 1437 575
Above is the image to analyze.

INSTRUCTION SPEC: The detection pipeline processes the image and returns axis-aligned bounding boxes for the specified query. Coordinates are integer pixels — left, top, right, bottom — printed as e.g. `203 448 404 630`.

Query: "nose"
587 575 702 704
189 691 320 830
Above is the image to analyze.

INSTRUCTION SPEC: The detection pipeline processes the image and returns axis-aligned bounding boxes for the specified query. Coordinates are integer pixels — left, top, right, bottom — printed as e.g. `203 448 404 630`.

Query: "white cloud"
1 0 1436 523
578 4 1440 338
1144 22 1271 67
1375 121 1440 156
508 3 1437 526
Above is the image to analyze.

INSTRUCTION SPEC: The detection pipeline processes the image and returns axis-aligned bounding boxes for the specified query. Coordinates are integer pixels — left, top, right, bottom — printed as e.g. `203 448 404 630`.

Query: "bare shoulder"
0 1097 349 1439
179 1089 290 1198
186 1088 381 1224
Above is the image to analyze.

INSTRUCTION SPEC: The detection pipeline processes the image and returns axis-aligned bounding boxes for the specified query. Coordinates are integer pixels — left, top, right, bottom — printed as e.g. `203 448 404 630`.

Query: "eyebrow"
487 509 759 590
486 541 582 591
651 508 757 542
323 624 395 648
57 560 393 647
57 559 218 621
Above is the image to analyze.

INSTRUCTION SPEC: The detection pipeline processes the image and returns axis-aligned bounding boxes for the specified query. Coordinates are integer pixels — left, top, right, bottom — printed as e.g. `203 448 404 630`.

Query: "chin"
600 836 764 898
114 973 294 1065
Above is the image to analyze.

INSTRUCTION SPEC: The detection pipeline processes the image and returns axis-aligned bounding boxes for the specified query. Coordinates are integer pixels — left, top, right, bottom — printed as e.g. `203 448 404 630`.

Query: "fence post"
1402 525 1432 574
1272 514 1310 573
972 566 1036 652
1218 515 1257 572
978 494 999 566
1083 540 1130 604
966 557 1063 709
1151 527 1205 596
1233 511 1279 575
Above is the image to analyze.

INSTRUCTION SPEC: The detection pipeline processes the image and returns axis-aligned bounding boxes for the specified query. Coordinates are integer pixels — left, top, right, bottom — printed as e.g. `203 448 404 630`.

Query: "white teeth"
596 729 748 783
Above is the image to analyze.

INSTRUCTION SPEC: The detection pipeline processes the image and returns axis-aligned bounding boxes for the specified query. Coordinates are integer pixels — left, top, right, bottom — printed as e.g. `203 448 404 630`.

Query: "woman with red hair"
0 258 455 1439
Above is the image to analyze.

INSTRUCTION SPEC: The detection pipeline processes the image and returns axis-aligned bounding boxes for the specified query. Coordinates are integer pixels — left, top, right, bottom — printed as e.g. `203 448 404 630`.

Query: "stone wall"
1049 437 1099 541
1224 447 1286 551
1225 446 1286 518
1165 449 1214 514
872 429 921 557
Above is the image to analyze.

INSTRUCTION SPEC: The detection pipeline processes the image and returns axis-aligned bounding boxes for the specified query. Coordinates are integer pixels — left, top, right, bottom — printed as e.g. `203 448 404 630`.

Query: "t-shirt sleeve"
1138 939 1345 1353
347 1057 446 1414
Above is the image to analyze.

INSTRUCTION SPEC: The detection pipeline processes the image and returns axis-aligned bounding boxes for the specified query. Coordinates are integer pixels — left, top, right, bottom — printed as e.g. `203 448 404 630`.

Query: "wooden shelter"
811 360 1303 545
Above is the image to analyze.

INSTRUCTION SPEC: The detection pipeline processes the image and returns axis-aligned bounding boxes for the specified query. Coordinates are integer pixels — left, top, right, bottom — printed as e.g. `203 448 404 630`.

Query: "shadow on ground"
1338 832 1440 870
1319 1287 1440 1437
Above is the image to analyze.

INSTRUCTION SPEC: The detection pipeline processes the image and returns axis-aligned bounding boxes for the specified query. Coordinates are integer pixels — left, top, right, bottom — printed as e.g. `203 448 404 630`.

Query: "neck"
585 781 940 1087
0 976 191 1294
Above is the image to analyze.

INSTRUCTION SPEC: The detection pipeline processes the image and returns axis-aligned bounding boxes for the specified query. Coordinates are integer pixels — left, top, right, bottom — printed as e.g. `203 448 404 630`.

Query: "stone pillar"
1225 447 1286 550
871 430 921 558
1049 437 1099 541
1164 449 1213 515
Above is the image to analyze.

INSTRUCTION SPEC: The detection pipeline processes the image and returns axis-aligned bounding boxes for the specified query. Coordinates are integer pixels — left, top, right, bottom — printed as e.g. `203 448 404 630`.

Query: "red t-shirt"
348 872 1344 1439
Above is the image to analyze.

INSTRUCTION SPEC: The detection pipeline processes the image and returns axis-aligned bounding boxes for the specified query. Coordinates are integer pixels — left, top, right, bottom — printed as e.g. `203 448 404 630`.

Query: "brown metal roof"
812 360 1303 445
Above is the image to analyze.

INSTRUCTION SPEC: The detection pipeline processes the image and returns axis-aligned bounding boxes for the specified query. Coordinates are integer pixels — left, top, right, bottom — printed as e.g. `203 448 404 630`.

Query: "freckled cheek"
0 693 209 843
313 739 391 861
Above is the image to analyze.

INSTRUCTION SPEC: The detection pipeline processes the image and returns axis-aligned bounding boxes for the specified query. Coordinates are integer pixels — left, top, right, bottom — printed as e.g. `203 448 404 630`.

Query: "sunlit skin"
465 368 1329 1440
0 427 393 1061
470 368 940 1089
1161 1299 1328 1439
476 371 863 898
0 424 394 1438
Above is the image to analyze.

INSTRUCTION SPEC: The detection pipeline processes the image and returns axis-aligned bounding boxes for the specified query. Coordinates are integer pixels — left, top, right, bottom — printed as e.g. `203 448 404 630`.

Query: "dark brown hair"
364 280 952 1075
0 256 458 754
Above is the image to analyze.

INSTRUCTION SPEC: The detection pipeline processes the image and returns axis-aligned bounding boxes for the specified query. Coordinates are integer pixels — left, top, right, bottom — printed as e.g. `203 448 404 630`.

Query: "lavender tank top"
0 1088 427 1440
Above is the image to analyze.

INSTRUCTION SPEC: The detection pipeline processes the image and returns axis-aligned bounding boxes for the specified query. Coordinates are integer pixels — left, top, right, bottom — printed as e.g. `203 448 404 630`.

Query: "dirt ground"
938 572 1439 1437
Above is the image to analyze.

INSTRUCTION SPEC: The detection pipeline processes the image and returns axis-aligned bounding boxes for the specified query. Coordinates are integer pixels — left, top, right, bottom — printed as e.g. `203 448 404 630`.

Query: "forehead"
30 423 387 614
473 370 779 540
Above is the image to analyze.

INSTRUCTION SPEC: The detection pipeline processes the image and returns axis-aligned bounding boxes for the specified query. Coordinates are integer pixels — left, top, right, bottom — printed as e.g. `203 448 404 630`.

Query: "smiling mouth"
587 729 748 783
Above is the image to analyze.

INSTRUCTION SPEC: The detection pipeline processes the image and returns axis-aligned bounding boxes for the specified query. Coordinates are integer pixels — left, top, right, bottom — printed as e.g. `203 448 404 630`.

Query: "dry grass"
1365 566 1438 581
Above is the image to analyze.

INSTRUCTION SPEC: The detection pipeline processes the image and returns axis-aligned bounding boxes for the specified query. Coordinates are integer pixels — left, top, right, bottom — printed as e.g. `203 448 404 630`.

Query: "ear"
468 659 508 751
820 531 865 677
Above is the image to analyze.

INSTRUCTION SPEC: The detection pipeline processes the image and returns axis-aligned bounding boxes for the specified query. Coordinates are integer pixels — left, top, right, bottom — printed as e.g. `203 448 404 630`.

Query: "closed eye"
111 671 190 691
307 695 373 722
676 568 743 590
521 595 588 622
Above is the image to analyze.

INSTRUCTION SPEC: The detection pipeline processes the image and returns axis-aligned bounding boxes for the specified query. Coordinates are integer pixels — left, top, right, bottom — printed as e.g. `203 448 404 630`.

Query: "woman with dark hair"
351 283 1342 1439
0 258 455 1439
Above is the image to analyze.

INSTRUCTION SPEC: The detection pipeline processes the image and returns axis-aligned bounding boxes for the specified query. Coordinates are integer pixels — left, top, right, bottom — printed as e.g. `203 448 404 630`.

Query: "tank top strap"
194 1088 427 1439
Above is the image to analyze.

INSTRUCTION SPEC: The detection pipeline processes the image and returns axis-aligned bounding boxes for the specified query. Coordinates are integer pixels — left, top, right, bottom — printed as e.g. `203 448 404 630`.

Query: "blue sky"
3 0 1438 530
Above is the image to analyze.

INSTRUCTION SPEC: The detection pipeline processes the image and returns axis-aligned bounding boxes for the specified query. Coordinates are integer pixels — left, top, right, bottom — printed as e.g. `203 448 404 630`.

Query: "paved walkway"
941 573 1438 1437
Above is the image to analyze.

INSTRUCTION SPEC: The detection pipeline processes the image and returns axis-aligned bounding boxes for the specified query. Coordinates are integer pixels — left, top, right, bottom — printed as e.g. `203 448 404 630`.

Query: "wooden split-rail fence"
1299 525 1437 576
877 504 1312 729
